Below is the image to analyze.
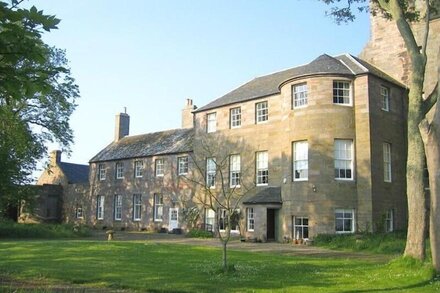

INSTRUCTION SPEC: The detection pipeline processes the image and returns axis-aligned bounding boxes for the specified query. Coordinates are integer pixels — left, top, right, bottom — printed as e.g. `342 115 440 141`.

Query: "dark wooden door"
267 209 275 241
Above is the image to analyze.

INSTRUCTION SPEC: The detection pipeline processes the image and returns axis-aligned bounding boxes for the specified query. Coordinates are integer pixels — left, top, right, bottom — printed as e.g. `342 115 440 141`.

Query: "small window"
293 83 308 108
230 107 241 128
207 112 217 133
178 156 189 175
133 194 142 221
293 141 308 181
134 160 143 178
230 154 241 188
334 139 353 180
247 208 255 232
381 86 390 111
155 159 164 177
96 195 104 220
333 81 351 105
294 217 309 239
385 209 394 232
154 194 163 222
115 162 124 179
98 164 106 181
114 194 122 221
206 157 216 188
76 205 83 219
383 143 392 182
335 209 355 233
256 151 268 185
256 101 268 123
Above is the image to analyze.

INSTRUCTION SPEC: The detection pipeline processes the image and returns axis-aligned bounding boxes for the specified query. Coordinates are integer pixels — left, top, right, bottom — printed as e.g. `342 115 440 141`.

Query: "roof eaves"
277 72 355 90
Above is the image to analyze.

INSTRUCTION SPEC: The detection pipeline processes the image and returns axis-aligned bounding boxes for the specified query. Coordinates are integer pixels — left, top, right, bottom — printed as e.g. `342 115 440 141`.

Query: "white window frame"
383 142 392 182
76 204 83 219
98 164 106 181
293 83 308 108
155 159 164 177
219 209 240 232
256 151 269 186
207 112 217 133
333 80 352 106
385 209 394 232
115 162 124 179
230 154 241 188
335 209 355 233
247 208 254 232
114 194 122 221
205 209 215 232
206 157 216 188
294 217 309 240
178 156 189 175
293 141 308 181
133 194 142 221
230 107 241 128
381 86 390 111
96 195 104 220
134 160 143 178
334 139 354 180
154 194 163 222
256 101 268 124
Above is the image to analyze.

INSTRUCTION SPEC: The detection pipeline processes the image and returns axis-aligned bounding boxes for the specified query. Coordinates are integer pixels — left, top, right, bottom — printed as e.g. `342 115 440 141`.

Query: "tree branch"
423 82 439 115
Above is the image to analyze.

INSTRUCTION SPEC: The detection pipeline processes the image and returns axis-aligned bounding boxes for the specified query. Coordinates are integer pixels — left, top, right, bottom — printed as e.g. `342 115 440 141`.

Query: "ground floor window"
76 204 83 219
335 209 355 233
96 195 104 220
293 217 308 239
247 208 254 232
385 209 394 232
205 209 215 232
133 194 142 221
154 194 163 222
219 209 240 232
114 195 122 221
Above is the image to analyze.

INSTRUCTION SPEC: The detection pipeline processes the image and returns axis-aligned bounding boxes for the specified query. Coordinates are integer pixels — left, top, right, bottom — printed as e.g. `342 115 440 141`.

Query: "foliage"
186 228 213 238
0 221 90 238
0 240 439 292
0 0 79 216
314 232 408 254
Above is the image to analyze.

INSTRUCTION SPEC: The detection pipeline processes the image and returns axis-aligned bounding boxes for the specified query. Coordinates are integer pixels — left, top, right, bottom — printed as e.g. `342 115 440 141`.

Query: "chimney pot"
115 112 130 142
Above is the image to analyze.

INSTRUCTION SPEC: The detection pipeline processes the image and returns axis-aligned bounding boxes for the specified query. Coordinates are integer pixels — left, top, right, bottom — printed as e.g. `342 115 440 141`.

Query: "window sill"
154 219 163 222
333 103 353 107
133 219 141 222
256 183 268 187
293 178 308 182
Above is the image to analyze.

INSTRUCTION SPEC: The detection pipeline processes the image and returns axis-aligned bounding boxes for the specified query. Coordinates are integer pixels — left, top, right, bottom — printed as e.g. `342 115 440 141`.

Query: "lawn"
0 240 439 292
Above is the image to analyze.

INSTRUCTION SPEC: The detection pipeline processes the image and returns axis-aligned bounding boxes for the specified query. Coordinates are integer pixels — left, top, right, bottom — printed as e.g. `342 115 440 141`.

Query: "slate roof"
195 53 405 113
243 187 282 205
59 162 89 184
90 128 194 163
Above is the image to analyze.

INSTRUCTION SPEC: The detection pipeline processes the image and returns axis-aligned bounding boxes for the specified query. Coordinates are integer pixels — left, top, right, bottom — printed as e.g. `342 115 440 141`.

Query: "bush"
0 220 91 239
186 229 213 238
314 232 406 255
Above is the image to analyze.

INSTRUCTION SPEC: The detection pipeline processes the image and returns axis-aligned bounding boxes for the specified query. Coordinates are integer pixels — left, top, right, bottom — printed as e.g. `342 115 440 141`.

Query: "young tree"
320 0 439 267
184 132 255 272
0 0 79 216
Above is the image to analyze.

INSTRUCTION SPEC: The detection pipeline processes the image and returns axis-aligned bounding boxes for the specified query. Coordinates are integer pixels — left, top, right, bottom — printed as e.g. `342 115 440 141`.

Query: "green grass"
314 232 407 254
0 240 439 292
0 221 91 239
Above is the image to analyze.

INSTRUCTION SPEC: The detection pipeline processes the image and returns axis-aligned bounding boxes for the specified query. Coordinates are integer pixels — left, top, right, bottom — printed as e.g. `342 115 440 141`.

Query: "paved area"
87 230 392 262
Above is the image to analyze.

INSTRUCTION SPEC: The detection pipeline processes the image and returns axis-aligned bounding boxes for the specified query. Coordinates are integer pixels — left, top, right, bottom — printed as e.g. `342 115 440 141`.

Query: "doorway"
169 208 179 231
267 209 275 241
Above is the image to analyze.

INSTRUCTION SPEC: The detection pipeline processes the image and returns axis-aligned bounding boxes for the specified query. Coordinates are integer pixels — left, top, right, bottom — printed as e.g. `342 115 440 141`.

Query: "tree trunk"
222 240 227 272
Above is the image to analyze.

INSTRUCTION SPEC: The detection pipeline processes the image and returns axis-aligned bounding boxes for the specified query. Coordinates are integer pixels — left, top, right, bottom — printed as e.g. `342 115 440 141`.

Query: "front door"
267 209 275 241
169 208 179 231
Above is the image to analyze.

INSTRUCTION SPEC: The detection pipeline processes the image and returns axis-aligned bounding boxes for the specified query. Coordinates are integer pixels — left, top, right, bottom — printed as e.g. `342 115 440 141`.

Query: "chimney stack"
181 99 196 129
50 150 62 166
115 112 130 142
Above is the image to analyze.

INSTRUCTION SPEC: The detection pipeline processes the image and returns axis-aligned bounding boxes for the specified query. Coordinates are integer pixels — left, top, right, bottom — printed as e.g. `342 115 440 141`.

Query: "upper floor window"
114 194 122 221
133 194 142 221
96 195 104 220
383 143 392 182
206 157 216 188
256 101 268 123
115 162 124 179
293 141 308 181
98 164 106 181
155 159 164 177
154 194 163 222
207 112 217 133
178 156 189 175
333 81 351 105
334 139 353 180
293 83 308 108
256 151 268 185
335 209 355 233
134 160 143 178
230 107 241 128
381 86 390 111
229 154 241 188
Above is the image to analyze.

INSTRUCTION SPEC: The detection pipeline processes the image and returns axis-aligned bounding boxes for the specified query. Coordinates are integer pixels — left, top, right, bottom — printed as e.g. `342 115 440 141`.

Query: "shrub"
186 229 213 238
0 220 91 239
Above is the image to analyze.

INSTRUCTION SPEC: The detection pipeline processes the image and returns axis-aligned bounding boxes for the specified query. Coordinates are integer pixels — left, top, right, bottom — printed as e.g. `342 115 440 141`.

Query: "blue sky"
28 0 370 176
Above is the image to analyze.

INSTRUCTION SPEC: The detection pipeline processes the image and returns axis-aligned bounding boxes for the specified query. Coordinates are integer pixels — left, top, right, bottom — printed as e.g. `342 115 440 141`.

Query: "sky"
27 0 370 178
